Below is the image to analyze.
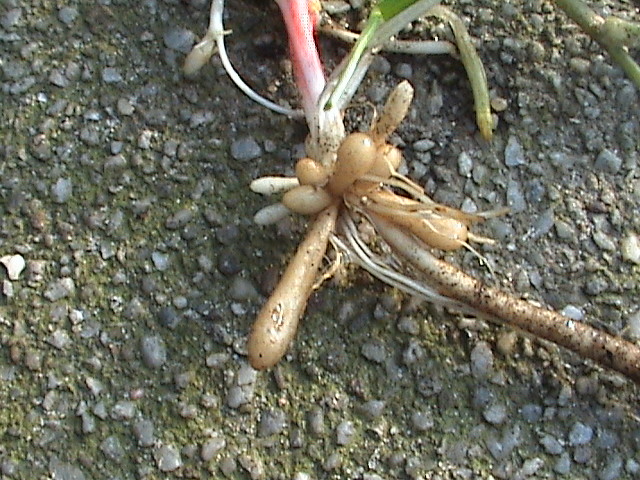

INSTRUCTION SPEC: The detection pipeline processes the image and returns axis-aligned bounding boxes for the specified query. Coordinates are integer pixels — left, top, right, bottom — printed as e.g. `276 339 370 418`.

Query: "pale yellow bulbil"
327 132 377 195
295 157 328 186
369 144 402 179
282 185 333 215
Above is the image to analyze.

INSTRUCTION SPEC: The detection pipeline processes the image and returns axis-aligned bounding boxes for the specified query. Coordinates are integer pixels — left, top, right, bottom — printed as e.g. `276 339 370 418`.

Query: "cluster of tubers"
247 81 486 370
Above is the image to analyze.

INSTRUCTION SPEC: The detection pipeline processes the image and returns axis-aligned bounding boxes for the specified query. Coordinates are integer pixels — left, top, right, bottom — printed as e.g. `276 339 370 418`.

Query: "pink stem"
274 0 326 124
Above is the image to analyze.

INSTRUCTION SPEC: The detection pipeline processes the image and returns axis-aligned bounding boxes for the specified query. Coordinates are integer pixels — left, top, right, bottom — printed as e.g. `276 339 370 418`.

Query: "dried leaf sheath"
369 212 640 384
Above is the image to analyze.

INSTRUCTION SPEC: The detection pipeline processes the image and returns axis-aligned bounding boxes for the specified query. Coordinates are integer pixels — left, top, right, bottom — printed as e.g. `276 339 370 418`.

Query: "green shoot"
324 0 423 110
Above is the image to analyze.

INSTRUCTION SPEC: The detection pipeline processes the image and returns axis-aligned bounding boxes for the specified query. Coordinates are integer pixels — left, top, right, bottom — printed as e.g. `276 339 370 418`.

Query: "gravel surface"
1 0 639 479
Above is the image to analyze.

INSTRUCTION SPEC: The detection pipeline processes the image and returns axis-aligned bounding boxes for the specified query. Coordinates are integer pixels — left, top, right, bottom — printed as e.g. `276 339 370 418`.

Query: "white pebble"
625 310 640 341
1 254 25 280
621 232 640 264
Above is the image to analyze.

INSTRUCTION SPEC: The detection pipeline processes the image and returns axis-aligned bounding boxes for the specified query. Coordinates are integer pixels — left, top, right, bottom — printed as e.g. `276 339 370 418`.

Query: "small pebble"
530 208 554 239
51 177 73 203
561 305 584 321
626 310 640 341
58 6 78 24
308 407 325 437
394 62 413 79
49 460 85 480
594 148 622 173
505 135 526 166
155 444 182 472
1 8 22 29
151 251 170 271
230 136 262 161
133 419 155 447
359 400 385 419
470 341 494 378
44 278 75 301
412 139 435 152
140 335 167 369
158 306 180 328
336 420 356 446
621 233 640 264
1 254 25 280
361 340 387 364
540 434 564 455
411 410 434 431
554 452 572 474
258 408 287 437
100 436 125 462
163 28 195 53
102 67 123 83
229 277 259 301
519 457 544 477
600 455 623 480
457 152 473 177
483 402 507 425
506 178 526 213
201 435 226 461
569 421 593 446
112 401 136 420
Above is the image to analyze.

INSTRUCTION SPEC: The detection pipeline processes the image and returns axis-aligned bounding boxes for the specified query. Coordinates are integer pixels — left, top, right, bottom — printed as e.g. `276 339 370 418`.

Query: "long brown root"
370 212 640 384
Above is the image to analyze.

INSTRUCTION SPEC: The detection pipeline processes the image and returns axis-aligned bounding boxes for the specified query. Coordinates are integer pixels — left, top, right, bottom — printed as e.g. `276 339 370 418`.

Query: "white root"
250 176 300 195
187 0 303 118
253 203 292 225
248 205 338 370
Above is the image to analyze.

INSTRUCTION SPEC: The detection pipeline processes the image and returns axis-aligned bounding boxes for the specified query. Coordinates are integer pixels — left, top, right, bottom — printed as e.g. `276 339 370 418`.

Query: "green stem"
553 0 640 90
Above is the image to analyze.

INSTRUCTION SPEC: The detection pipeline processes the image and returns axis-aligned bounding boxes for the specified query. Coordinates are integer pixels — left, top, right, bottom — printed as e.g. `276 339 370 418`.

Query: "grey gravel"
470 341 494 378
51 177 73 203
540 434 564 455
258 408 287 437
505 135 526 166
102 67 123 84
506 178 526 213
155 444 182 472
457 151 473 177
394 62 413 79
58 7 78 24
483 402 508 425
1 0 639 478
163 28 196 53
140 335 167 369
626 310 640 341
569 422 593 446
100 436 125 462
361 340 387 363
411 410 435 431
133 419 156 448
201 435 226 461
151 251 170 271
230 136 262 161
44 278 75 301
594 148 622 173
336 420 356 446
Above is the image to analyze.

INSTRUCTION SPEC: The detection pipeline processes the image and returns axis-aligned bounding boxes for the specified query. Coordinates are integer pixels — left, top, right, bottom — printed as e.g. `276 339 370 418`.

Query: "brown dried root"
368 212 640 384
